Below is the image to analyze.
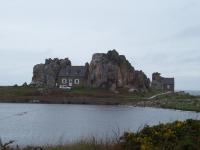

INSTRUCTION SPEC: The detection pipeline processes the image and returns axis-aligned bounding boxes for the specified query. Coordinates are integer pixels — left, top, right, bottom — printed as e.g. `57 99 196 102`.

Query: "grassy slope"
0 86 159 99
141 92 200 112
0 86 200 111
0 86 146 104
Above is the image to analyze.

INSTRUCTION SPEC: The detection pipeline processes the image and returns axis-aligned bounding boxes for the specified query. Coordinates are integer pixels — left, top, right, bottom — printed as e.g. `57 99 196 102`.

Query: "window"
76 70 80 75
69 79 73 84
74 79 80 85
62 79 67 84
69 79 73 87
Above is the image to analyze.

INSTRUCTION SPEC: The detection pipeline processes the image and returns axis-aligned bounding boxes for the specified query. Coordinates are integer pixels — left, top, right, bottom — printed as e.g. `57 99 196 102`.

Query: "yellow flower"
141 144 151 150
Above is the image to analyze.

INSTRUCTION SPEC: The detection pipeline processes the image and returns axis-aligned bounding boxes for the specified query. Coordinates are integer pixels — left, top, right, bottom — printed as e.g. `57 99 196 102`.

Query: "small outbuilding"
151 72 175 92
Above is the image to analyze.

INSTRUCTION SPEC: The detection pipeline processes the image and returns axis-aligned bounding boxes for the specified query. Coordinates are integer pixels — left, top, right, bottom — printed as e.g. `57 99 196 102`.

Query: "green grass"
1 86 200 112
0 86 164 99
66 87 117 98
160 99 200 112
156 92 197 100
146 92 200 112
0 86 39 97
0 86 153 99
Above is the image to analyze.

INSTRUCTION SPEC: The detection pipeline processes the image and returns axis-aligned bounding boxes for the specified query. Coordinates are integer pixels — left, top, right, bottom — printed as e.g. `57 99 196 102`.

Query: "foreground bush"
0 138 120 150
120 119 200 150
1 119 200 150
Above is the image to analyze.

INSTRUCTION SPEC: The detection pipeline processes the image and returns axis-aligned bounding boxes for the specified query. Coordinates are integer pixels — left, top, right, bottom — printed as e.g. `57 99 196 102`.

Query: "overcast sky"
0 0 200 90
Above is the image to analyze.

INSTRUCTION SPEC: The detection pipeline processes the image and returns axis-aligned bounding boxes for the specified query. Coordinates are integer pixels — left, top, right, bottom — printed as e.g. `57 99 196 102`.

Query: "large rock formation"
87 50 150 91
31 58 71 87
31 50 150 91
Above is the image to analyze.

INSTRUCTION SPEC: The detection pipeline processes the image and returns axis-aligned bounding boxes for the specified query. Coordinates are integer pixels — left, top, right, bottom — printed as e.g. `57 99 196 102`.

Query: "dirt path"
146 91 172 100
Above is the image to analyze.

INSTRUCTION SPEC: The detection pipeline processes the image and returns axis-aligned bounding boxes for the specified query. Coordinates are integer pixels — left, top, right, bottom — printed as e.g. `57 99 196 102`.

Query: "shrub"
120 119 200 150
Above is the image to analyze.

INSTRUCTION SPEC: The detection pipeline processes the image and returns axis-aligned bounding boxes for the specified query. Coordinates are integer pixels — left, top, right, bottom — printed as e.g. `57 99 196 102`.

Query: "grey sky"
0 0 199 90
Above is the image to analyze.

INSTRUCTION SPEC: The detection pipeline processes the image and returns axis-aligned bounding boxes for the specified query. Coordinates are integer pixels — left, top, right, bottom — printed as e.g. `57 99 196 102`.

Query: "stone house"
151 72 175 92
58 66 87 88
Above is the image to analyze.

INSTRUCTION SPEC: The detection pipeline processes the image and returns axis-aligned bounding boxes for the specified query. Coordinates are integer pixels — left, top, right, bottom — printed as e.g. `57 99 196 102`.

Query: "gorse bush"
120 119 200 150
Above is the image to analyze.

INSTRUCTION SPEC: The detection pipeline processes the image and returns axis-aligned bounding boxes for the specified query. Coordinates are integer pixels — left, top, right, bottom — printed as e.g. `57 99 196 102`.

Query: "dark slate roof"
58 66 86 77
161 78 174 85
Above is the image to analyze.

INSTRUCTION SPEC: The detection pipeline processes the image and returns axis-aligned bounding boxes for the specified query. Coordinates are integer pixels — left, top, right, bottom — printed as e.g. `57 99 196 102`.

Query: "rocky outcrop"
31 50 150 91
87 50 150 91
31 58 71 87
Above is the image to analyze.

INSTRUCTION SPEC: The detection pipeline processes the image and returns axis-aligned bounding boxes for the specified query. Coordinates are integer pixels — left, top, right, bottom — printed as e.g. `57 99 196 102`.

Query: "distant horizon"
0 0 200 90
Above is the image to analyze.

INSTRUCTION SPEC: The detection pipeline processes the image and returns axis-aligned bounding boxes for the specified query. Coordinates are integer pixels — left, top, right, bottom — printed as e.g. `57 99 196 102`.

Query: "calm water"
0 103 200 146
